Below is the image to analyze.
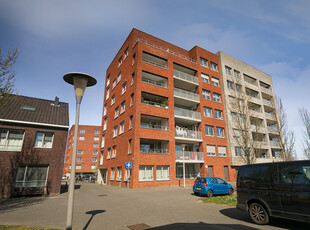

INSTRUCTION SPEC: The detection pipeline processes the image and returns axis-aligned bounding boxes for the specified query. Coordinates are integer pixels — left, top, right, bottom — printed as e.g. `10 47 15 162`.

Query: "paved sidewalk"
0 183 308 230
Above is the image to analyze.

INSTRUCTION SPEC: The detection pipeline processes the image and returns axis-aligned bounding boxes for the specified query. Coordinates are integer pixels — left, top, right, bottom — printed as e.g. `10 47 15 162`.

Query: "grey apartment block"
217 51 282 168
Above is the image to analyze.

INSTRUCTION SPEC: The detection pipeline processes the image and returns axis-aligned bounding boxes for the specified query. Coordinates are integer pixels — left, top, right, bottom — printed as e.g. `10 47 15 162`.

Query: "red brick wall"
0 123 68 198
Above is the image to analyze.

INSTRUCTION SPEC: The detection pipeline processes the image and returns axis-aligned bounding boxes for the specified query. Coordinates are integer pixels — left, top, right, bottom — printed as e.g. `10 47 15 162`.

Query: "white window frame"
121 81 127 95
214 109 223 120
139 165 154 181
211 77 219 87
112 145 116 158
35 132 54 148
117 72 121 84
216 127 225 138
205 125 214 136
213 93 221 103
204 107 212 118
200 57 208 68
92 157 97 162
156 165 169 181
110 167 115 180
210 61 218 72
120 101 126 114
207 145 216 157
112 79 116 89
201 73 210 84
93 150 98 155
94 136 99 141
114 106 119 119
107 148 111 159
202 89 211 100
103 104 107 116
79 136 85 141
113 126 118 138
128 139 132 154
111 95 115 106
0 129 25 151
116 167 122 181
106 87 110 100
225 66 232 75
106 75 110 86
119 121 125 135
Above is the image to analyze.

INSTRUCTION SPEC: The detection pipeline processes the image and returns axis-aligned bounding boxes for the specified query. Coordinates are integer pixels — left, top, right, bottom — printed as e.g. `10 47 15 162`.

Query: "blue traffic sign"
126 162 132 169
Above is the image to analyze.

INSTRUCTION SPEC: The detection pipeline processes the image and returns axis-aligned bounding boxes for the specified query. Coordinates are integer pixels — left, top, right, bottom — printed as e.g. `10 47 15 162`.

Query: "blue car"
193 177 234 197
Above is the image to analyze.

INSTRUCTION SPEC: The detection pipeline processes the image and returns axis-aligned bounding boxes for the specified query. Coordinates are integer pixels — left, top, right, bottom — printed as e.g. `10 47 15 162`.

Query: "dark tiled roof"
0 95 69 127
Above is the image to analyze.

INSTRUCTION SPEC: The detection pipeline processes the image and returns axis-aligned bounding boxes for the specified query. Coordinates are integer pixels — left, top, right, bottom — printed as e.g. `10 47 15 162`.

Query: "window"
80 129 85 134
94 136 99 141
204 107 212 118
210 62 218 71
124 47 129 59
15 166 48 187
207 145 216 156
119 121 125 135
132 53 136 65
113 126 118 138
211 77 219 87
103 118 107 131
213 93 221 103
129 115 133 130
201 73 209 84
131 73 135 85
121 81 127 95
235 147 242 157
76 165 81 169
106 87 110 100
77 157 82 162
111 94 115 105
118 56 122 67
91 165 97 169
107 148 111 159
124 168 131 181
218 146 227 157
106 75 110 86
225 66 232 75
92 157 97 162
79 136 85 140
103 104 107 116
216 127 225 138
0 129 24 151
214 109 223 120
35 132 54 148
202 89 211 100
130 93 134 107
205 125 214 136
117 72 121 84
93 150 98 155
93 143 98 148
110 167 115 180
139 165 154 181
120 101 126 114
101 134 105 148
227 80 234 90
112 79 116 89
234 70 240 78
94 130 100 134
78 150 83 155
114 106 119 119
117 167 122 181
112 145 116 158
200 57 208 68
156 165 169 181
128 139 132 154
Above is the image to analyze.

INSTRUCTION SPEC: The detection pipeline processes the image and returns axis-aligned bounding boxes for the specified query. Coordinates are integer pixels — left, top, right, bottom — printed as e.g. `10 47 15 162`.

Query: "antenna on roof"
51 96 60 107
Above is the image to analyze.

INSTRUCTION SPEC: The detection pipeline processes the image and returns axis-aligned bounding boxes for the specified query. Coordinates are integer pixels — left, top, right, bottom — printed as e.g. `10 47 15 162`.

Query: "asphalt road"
0 183 309 230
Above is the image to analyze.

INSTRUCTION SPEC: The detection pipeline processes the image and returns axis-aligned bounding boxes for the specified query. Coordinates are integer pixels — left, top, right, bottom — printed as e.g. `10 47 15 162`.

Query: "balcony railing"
174 88 200 103
142 77 167 88
175 151 204 162
176 173 199 179
263 99 273 107
174 107 201 121
267 126 278 134
141 100 168 109
175 128 202 140
261 87 272 95
140 123 168 131
142 58 167 70
265 113 276 120
270 141 281 148
173 69 198 85
244 78 258 87
140 148 169 155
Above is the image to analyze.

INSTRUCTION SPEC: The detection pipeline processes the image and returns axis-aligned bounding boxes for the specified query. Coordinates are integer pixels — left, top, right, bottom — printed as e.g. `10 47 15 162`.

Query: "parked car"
193 177 234 197
237 160 310 225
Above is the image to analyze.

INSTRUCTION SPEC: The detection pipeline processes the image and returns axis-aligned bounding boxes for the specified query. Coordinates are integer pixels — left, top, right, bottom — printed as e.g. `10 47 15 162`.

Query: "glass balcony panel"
175 151 204 162
173 69 198 85
174 88 200 103
174 107 201 120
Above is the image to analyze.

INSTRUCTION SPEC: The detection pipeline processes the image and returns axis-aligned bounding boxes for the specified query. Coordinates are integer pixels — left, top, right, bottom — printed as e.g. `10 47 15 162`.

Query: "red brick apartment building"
64 125 101 177
97 29 232 188
0 95 69 198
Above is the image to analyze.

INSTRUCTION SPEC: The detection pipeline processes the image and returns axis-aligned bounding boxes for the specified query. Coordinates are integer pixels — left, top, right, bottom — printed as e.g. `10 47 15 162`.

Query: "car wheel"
206 190 213 197
194 192 199 196
249 203 269 225
228 188 233 195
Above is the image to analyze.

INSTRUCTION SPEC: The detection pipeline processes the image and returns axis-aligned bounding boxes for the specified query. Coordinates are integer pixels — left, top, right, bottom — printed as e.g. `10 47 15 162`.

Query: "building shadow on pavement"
83 209 106 230
147 222 259 230
220 208 310 230
0 196 44 214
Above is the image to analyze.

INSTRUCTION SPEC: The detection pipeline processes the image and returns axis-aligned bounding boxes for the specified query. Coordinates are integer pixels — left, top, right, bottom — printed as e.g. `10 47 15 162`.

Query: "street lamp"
63 73 96 230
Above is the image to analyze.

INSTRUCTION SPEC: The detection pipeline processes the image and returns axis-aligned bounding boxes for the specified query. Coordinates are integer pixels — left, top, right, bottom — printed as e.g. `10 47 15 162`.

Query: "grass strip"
0 225 59 230
199 194 237 207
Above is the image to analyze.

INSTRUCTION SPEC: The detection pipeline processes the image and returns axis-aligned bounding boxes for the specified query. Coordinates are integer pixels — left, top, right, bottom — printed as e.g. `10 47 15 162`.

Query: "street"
0 183 309 230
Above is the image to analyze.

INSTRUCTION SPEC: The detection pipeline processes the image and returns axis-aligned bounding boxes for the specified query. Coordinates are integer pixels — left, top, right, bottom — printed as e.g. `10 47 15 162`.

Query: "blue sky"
1 0 309 159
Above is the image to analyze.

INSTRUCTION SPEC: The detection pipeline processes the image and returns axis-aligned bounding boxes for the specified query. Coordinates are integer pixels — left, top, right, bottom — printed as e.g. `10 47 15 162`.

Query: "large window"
76 157 82 162
211 77 219 87
0 129 24 151
214 109 223 120
218 146 227 157
15 165 48 187
202 89 211 100
139 165 154 181
207 145 216 157
112 145 116 158
128 139 132 154
117 167 122 181
80 129 85 133
210 62 218 71
35 132 53 148
235 147 242 157
121 81 127 95
110 167 115 180
213 93 221 103
119 121 125 135
92 157 97 162
216 127 225 138
94 136 99 141
156 165 169 181
204 107 212 118
200 57 208 68
106 87 110 100
120 101 126 114
111 94 115 106
201 73 209 84
112 79 116 89
117 72 121 84
114 106 119 119
225 66 232 75
205 125 214 136
113 126 118 138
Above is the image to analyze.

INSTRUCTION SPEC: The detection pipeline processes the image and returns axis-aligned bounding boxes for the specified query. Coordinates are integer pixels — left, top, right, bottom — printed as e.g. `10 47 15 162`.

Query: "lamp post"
64 73 96 230
181 144 186 188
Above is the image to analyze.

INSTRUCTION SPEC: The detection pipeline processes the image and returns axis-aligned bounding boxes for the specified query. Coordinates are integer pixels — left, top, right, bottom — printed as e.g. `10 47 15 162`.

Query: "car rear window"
195 178 206 183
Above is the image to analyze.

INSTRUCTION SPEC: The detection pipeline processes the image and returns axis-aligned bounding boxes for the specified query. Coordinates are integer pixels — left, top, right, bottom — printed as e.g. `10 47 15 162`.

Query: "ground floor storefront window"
15 165 49 187
176 163 201 179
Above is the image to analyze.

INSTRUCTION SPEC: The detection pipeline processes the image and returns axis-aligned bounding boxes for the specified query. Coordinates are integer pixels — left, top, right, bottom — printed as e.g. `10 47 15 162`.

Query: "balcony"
142 52 167 70
174 88 200 107
174 107 201 124
270 141 281 149
267 126 279 134
142 71 167 88
261 87 272 95
263 99 273 108
175 128 202 142
265 112 276 121
140 123 168 131
175 151 204 163
140 148 169 155
173 69 198 91
140 139 169 155
140 114 168 131
141 92 168 109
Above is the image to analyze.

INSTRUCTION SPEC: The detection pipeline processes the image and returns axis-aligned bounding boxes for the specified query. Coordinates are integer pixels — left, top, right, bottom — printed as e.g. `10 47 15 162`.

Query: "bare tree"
0 47 18 107
276 97 295 161
299 108 310 159
227 76 264 164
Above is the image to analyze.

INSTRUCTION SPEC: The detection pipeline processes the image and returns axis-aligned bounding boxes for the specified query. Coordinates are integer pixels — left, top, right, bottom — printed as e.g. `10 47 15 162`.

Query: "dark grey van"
237 160 310 225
